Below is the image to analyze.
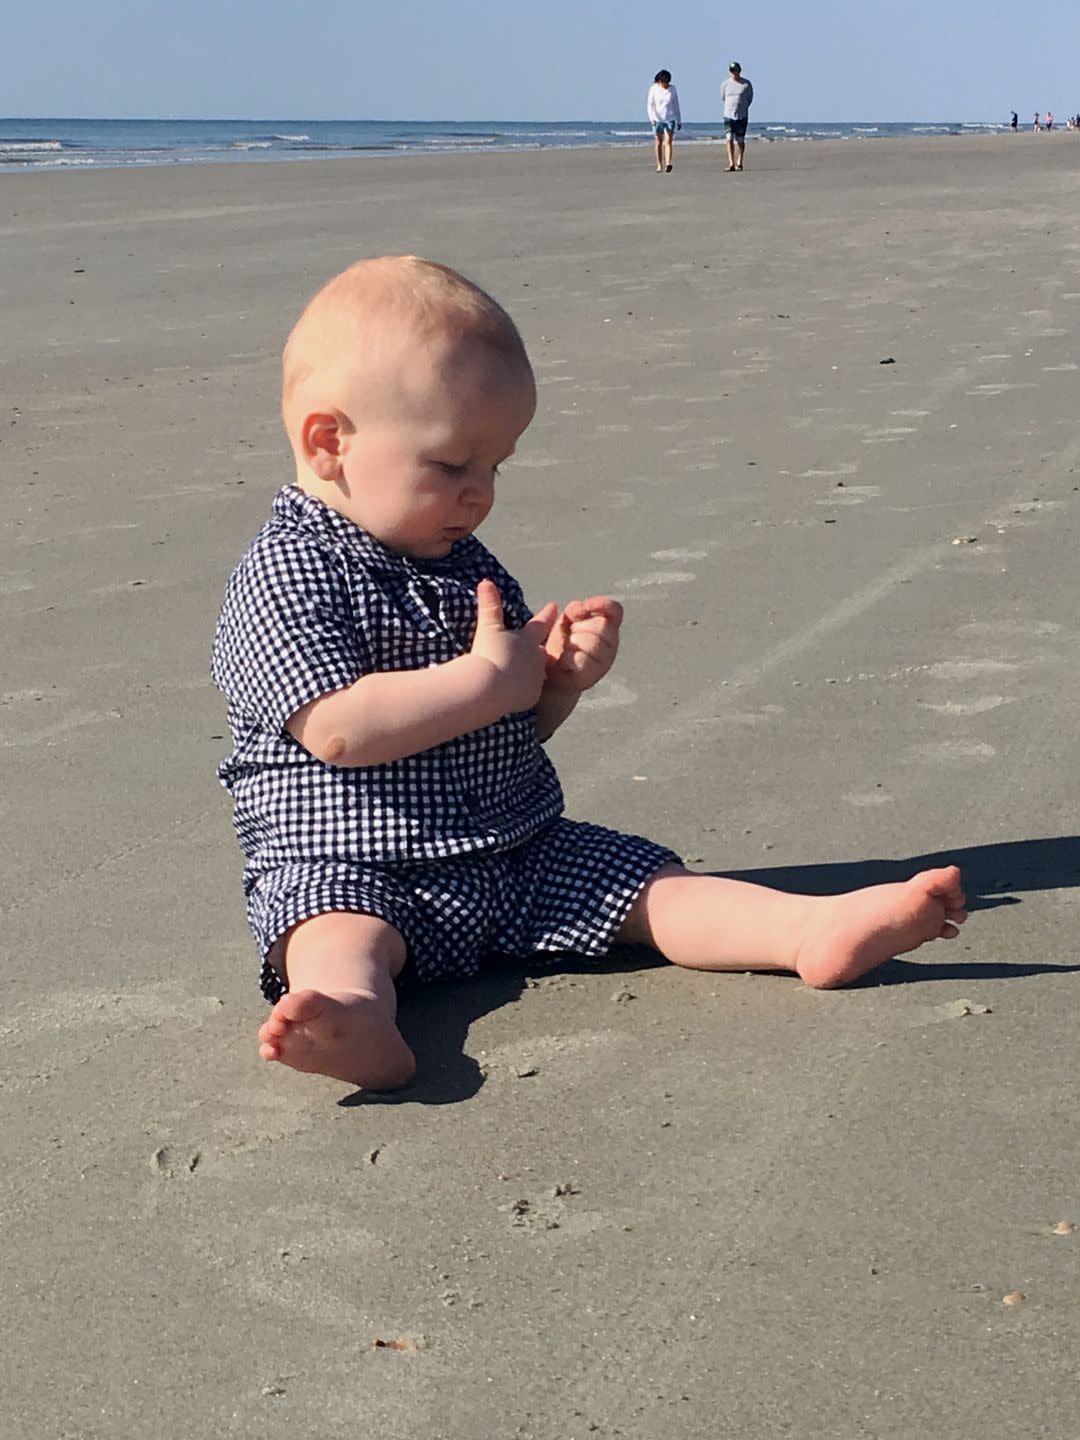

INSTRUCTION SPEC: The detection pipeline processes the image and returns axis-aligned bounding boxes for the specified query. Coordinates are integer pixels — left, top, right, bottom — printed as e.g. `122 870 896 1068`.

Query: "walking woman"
647 70 682 172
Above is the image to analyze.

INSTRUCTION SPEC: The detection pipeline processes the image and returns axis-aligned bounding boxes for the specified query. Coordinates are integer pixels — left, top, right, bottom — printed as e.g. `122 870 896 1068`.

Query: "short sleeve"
212 531 368 731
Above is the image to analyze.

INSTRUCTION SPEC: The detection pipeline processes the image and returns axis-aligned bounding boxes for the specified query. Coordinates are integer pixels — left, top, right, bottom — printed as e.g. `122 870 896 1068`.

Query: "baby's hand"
543 596 623 693
470 579 559 715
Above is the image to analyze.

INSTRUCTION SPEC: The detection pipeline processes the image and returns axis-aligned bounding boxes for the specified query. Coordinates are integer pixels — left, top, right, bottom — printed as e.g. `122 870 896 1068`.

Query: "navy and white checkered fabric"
255 818 677 1001
213 485 677 995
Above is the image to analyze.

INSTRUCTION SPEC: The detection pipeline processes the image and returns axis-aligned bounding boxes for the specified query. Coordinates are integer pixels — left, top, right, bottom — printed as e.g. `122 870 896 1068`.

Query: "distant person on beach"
211 255 969 1091
1010 110 1018 131
721 61 754 170
647 69 682 172
1046 111 1054 131
1033 112 1042 131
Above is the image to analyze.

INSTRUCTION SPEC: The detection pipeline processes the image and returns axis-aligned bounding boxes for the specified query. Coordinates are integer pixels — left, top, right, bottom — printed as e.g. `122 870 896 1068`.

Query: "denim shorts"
724 117 748 140
654 121 677 135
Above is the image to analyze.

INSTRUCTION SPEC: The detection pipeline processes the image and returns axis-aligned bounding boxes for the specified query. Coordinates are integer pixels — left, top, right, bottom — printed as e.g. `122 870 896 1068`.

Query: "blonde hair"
281 255 528 443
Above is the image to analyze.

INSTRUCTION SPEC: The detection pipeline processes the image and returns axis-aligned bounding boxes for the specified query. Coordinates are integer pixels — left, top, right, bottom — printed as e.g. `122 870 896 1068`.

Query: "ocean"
0 117 1018 174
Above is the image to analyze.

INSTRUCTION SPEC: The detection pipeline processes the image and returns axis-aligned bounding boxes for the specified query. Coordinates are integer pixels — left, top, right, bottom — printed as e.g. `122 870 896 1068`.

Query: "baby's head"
282 255 536 559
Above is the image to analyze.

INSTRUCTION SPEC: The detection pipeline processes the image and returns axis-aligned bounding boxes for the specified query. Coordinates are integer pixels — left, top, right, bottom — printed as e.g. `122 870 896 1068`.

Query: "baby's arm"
535 685 581 742
288 580 558 767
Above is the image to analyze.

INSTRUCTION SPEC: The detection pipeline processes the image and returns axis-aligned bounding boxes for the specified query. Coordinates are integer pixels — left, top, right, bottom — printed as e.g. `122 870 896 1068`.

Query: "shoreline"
2 128 1076 197
2 119 1064 178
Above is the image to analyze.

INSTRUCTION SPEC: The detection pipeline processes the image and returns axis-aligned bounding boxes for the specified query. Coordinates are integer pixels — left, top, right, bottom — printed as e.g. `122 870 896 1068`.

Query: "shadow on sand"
339 833 1080 1108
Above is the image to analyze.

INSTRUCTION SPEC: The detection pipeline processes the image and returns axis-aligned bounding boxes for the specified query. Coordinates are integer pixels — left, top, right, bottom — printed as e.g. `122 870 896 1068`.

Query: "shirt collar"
271 484 472 576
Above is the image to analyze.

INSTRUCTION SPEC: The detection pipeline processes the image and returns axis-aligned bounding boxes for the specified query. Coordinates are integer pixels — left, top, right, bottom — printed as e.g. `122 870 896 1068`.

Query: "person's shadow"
340 833 1080 1108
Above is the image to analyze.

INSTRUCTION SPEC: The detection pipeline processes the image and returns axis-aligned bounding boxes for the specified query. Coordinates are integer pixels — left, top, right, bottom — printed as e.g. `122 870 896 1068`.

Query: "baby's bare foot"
258 989 416 1089
795 866 968 989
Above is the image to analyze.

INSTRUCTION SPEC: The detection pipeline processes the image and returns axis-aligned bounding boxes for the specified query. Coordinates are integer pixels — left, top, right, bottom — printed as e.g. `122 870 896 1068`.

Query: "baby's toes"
258 990 315 1050
258 1010 290 1044
265 988 325 1033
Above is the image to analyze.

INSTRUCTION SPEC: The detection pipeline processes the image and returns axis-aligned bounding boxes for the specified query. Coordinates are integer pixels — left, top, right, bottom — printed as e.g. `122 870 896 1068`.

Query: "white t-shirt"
647 83 682 126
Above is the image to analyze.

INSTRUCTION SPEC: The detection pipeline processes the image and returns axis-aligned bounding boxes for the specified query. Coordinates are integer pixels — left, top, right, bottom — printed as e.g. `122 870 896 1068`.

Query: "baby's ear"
301 412 344 480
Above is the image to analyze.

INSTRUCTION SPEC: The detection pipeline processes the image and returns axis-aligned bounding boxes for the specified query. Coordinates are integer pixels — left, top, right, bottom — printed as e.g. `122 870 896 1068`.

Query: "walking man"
721 61 754 171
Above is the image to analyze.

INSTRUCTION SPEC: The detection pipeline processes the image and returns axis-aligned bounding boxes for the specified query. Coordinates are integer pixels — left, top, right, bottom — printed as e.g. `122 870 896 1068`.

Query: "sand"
2 135 1080 1438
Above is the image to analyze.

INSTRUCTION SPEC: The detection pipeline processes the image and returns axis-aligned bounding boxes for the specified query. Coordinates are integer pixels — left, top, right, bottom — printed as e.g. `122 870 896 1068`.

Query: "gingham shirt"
212 486 565 887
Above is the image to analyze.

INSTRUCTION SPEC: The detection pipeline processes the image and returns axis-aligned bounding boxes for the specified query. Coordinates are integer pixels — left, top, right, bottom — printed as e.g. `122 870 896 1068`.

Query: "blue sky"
4 1 1079 121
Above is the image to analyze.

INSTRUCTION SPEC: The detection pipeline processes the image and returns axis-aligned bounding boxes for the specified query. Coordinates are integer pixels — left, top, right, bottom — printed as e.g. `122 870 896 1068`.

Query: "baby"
212 256 967 1090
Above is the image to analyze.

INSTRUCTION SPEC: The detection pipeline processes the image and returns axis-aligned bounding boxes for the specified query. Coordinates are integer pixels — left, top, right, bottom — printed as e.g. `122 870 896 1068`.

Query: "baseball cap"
729 60 741 70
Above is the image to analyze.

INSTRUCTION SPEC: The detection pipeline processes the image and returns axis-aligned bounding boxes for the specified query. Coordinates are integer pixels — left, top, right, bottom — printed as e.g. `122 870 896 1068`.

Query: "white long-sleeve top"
646 83 681 126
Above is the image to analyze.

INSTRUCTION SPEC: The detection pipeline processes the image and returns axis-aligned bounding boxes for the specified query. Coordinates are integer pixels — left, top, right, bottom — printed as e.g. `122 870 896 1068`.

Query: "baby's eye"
437 461 468 477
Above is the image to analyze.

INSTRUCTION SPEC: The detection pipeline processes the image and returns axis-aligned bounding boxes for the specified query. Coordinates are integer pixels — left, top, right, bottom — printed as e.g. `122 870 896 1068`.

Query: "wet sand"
2 134 1080 1438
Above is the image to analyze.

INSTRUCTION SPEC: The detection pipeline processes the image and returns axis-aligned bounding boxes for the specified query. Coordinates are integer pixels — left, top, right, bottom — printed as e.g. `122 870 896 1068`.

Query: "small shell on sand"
1053 1220 1075 1235
1002 1291 1026 1306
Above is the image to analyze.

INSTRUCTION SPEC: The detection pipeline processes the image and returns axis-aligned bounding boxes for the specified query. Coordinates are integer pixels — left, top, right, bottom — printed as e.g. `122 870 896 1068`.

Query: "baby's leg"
258 911 416 1089
619 863 967 989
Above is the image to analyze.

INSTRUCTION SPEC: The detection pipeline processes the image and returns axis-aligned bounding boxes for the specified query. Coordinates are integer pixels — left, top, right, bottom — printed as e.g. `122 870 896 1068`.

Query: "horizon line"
0 114 1024 127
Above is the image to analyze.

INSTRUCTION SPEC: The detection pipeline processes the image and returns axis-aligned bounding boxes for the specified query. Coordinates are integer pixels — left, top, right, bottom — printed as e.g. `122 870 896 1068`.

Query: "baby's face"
335 337 536 560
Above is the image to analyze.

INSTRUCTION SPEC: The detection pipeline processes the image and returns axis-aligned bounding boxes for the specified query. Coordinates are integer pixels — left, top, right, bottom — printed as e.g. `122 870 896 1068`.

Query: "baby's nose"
463 470 496 506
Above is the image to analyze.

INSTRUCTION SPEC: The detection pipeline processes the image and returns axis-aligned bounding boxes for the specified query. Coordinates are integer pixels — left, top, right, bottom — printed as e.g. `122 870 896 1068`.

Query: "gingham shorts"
255 818 679 1002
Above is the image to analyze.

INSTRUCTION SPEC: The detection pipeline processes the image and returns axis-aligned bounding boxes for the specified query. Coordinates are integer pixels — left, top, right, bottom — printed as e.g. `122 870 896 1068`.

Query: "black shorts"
724 117 748 141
